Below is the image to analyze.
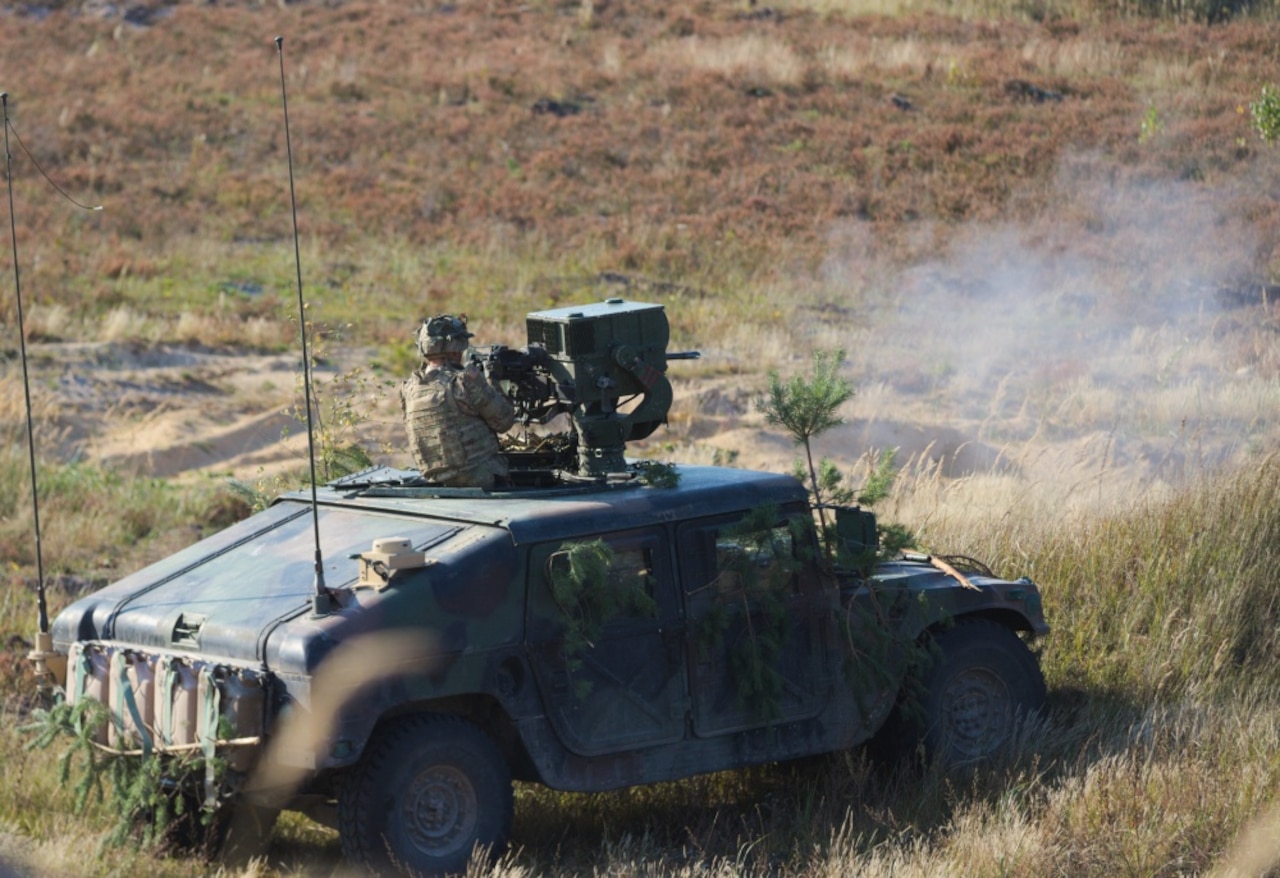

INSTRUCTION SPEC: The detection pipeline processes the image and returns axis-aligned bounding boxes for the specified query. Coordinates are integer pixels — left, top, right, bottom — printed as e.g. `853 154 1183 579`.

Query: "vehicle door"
525 527 686 756
677 508 830 736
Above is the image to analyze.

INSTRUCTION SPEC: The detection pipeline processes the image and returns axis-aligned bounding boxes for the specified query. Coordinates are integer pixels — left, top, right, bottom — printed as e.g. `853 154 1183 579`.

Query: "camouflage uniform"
401 360 515 490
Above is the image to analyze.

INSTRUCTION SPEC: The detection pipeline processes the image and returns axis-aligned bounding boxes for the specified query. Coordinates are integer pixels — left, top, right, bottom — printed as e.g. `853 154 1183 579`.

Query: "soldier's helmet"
418 314 473 358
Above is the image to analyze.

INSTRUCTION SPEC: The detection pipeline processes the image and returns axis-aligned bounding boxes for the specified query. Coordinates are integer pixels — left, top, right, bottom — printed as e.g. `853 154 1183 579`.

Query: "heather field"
1 0 1280 875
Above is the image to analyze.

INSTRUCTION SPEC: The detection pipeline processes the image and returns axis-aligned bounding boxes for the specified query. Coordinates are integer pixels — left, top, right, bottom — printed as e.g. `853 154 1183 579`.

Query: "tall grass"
892 452 1280 700
2 450 1280 874
8 230 792 352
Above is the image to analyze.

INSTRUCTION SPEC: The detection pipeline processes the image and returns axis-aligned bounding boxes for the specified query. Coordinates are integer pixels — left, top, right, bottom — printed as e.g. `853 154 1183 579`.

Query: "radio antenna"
275 37 330 616
3 93 55 689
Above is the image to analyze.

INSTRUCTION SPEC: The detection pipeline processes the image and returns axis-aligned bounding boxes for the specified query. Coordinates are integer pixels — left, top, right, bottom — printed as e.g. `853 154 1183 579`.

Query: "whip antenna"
275 37 330 616
3 93 54 688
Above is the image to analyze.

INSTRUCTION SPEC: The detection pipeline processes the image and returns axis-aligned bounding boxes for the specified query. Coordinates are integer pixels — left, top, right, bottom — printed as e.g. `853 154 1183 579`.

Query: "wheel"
339 715 513 877
872 619 1046 768
919 619 1046 765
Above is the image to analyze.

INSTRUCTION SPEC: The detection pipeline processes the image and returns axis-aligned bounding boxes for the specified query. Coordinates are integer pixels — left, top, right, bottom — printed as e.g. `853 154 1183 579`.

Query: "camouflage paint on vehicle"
42 299 1049 875
51 463 1047 797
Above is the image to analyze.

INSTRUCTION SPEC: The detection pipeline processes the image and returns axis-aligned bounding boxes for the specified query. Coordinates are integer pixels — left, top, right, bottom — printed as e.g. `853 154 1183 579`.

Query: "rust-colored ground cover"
2 1 1279 328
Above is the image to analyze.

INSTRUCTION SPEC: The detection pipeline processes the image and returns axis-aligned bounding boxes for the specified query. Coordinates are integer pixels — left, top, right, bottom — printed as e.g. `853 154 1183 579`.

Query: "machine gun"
470 298 698 478
469 343 566 426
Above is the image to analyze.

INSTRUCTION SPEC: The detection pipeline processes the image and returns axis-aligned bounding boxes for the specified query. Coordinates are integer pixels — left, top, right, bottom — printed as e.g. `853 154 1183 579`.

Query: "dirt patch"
6 342 312 480
2 329 1273 517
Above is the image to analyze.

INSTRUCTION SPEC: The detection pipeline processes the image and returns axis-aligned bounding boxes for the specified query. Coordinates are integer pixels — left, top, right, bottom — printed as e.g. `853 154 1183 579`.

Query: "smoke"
897 157 1253 393
827 151 1277 492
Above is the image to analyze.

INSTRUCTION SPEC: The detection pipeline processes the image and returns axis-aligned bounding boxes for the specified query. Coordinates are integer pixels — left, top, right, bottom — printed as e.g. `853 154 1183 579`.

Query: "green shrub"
1251 85 1280 144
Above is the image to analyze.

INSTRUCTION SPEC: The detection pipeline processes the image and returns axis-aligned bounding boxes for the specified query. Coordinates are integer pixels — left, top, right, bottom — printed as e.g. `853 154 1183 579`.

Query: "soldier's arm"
477 384 516 432
461 368 515 432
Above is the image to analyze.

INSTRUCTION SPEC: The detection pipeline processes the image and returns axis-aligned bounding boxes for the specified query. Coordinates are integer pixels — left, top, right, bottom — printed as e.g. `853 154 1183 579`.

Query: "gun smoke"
821 151 1279 503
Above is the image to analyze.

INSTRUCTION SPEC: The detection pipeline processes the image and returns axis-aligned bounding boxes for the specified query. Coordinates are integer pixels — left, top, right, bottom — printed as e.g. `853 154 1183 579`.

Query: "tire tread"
339 713 513 875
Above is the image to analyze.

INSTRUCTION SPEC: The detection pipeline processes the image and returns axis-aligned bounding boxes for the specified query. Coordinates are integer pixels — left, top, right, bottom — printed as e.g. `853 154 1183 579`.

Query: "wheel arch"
929 607 1043 639
869 613 1047 767
367 695 540 783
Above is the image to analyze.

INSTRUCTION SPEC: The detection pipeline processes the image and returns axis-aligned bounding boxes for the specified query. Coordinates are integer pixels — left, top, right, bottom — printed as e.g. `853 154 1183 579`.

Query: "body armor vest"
401 363 514 489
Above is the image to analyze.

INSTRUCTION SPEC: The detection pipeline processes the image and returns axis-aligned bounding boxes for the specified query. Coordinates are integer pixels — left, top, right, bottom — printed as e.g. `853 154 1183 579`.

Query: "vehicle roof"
285 464 808 545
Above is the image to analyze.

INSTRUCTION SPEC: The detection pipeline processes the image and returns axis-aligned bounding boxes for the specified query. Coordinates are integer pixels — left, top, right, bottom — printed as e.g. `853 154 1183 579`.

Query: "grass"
4 2 1280 349
3 409 1280 876
2 0 1280 874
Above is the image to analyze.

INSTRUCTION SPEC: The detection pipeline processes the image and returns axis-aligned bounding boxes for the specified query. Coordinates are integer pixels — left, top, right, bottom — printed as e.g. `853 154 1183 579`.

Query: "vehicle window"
607 546 655 603
545 535 662 624
731 523 796 592
687 518 800 598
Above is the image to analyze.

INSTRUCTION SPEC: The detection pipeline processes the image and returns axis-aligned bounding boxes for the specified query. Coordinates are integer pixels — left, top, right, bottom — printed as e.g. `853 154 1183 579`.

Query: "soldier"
400 314 516 489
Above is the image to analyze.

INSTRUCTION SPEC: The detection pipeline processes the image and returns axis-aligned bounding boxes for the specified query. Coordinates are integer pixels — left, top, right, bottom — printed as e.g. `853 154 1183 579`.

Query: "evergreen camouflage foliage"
634 460 681 489
549 538 659 699
754 353 939 726
22 698 226 853
693 506 805 721
760 349 855 510
762 351 916 559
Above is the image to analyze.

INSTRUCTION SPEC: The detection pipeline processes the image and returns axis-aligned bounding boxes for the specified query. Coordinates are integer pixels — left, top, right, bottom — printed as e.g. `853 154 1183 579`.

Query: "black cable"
4 113 102 212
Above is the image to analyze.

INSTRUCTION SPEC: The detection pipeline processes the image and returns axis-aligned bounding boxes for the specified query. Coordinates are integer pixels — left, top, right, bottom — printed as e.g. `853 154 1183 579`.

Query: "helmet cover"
418 314 473 357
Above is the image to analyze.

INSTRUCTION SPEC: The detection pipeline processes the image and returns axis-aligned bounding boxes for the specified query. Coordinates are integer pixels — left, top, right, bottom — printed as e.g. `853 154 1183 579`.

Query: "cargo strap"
111 652 153 758
199 666 221 808
158 656 179 747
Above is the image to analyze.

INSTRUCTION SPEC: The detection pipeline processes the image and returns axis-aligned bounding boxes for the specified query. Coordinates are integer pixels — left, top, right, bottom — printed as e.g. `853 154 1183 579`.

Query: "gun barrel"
667 351 701 361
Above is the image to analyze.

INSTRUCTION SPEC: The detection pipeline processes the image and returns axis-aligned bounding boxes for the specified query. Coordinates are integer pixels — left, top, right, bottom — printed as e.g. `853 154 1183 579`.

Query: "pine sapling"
758 348 854 510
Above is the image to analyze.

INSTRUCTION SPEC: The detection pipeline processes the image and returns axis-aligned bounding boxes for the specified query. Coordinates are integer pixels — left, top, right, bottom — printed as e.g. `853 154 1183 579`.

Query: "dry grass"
2 0 1279 351
2 0 1280 874
657 35 808 86
4 397 1280 877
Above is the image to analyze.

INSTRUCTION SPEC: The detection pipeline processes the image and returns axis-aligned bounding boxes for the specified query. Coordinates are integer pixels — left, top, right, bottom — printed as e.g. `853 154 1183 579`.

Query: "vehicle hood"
51 500 463 666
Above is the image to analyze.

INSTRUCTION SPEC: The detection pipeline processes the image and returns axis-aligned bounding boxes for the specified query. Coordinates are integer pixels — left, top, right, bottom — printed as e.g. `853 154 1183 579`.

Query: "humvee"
35 299 1048 876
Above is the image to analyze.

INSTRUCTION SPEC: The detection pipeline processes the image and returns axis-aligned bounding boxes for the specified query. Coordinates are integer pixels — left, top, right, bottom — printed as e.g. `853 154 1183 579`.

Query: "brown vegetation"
2 0 1280 875
2 1 1279 336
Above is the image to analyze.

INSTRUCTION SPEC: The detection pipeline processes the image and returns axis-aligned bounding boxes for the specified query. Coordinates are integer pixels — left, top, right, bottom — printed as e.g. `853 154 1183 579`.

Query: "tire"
920 619 1046 766
339 715 513 877
872 619 1046 768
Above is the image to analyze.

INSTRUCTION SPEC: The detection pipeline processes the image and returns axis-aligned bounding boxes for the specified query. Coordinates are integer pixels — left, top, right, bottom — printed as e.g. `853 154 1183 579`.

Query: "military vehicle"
33 299 1049 876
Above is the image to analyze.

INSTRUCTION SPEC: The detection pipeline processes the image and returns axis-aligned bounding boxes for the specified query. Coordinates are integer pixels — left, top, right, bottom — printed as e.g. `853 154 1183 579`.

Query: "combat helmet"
417 314 473 358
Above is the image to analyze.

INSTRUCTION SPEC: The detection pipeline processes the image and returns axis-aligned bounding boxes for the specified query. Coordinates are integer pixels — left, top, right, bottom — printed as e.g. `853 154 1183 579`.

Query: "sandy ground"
11 342 349 481
4 340 1057 485
6 329 1270 529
